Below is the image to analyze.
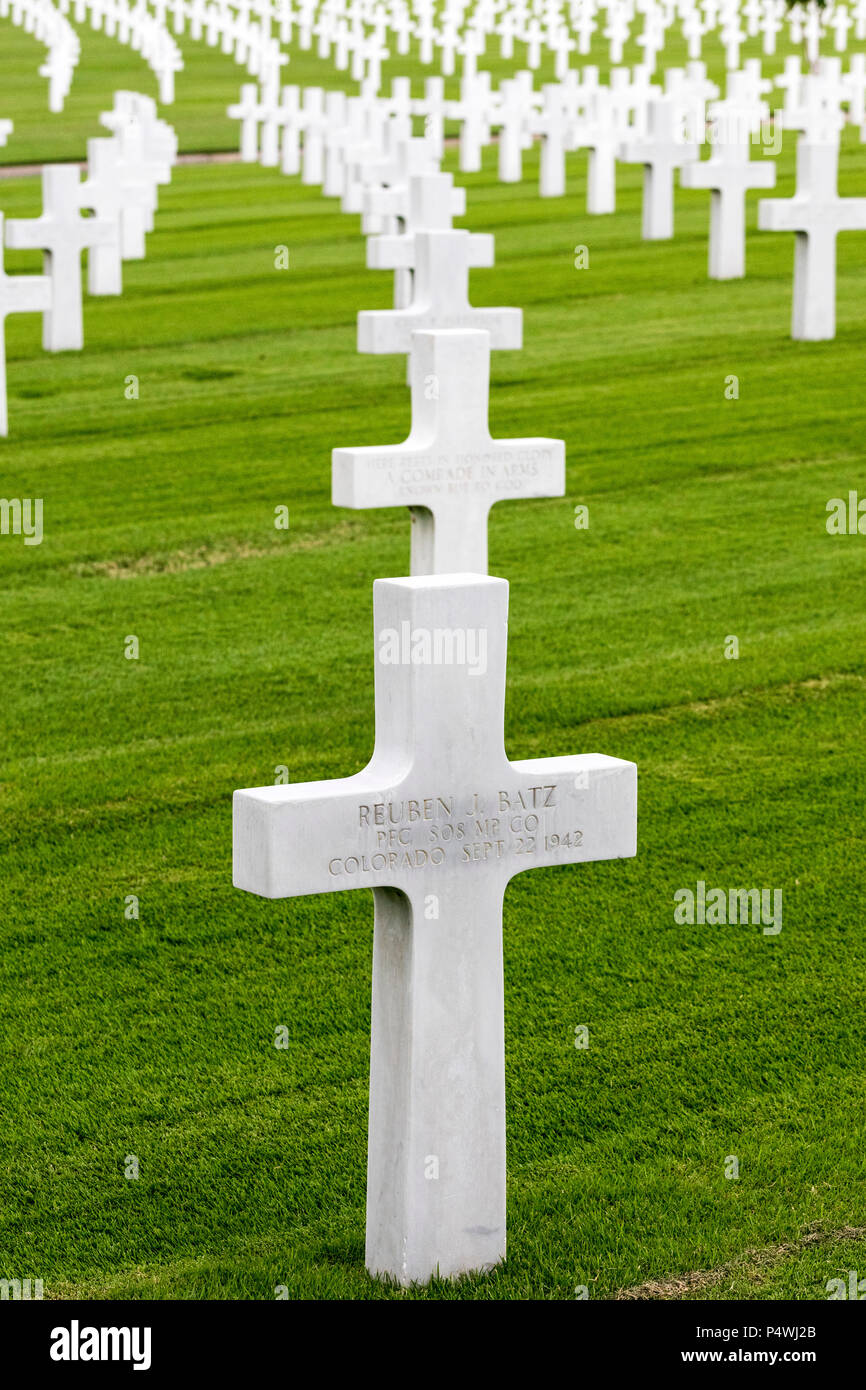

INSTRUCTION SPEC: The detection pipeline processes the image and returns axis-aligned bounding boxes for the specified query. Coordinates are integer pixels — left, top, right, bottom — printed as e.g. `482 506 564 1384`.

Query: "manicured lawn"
0 17 864 1299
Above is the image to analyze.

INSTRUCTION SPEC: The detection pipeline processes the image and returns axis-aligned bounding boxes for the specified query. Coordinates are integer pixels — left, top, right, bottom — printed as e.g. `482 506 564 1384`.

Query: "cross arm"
4 218 52 252
679 161 719 190
367 230 493 272
757 197 810 232
358 231 522 354
363 186 405 221
838 199 866 230
681 159 776 192
234 770 400 899
358 302 522 354
618 137 652 164
743 162 777 192
366 235 416 271
5 214 116 253
503 753 637 880
332 438 419 507
0 273 52 315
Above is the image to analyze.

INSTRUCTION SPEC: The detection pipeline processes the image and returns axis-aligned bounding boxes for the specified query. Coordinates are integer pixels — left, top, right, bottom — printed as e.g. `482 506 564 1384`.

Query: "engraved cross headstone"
758 131 866 339
228 82 264 162
619 96 699 239
573 87 622 214
333 328 565 574
79 137 142 294
364 153 457 309
5 165 115 352
365 171 475 310
368 165 466 232
0 212 51 436
680 106 776 278
233 573 637 1284
357 228 522 355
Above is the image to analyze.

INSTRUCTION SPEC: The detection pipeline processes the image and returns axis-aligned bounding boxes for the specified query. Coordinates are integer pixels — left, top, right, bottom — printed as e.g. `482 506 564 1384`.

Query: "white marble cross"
415 5 440 64
551 21 576 79
681 107 776 278
342 113 413 222
323 95 369 198
391 6 414 56
537 84 569 198
39 40 75 114
831 4 853 50
803 3 824 64
625 63 659 136
233 572 637 1285
844 52 866 124
738 57 773 111
359 135 439 220
79 137 139 294
573 88 622 214
744 0 764 38
361 30 389 95
414 75 446 160
365 169 466 248
364 158 460 310
721 15 746 70
5 165 114 352
523 15 545 68
677 1 701 57
228 83 264 161
682 59 721 136
574 4 597 56
620 96 698 239
497 7 516 59
761 0 783 54
301 87 327 185
776 55 804 127
636 11 664 73
257 79 285 166
758 131 866 339
273 85 301 175
447 71 493 174
495 75 533 184
357 229 522 355
778 67 845 141
108 135 156 260
99 91 178 169
115 122 171 235
0 213 51 436
333 328 564 574
605 3 632 63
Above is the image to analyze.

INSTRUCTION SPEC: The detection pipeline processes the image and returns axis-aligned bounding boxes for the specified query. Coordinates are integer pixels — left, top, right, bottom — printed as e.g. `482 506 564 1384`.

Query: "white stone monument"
228 83 264 162
365 169 469 311
619 96 698 239
333 329 565 574
681 108 776 278
758 131 866 339
357 229 522 355
233 572 637 1285
0 212 51 436
79 137 130 295
5 165 115 351
573 88 622 215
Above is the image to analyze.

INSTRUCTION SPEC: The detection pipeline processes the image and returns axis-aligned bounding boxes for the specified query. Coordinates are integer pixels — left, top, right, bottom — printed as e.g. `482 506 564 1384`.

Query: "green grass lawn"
0 18 864 1300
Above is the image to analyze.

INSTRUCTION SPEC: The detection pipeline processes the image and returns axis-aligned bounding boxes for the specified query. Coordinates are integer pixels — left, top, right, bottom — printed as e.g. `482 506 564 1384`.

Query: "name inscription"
327 784 583 876
361 449 554 499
